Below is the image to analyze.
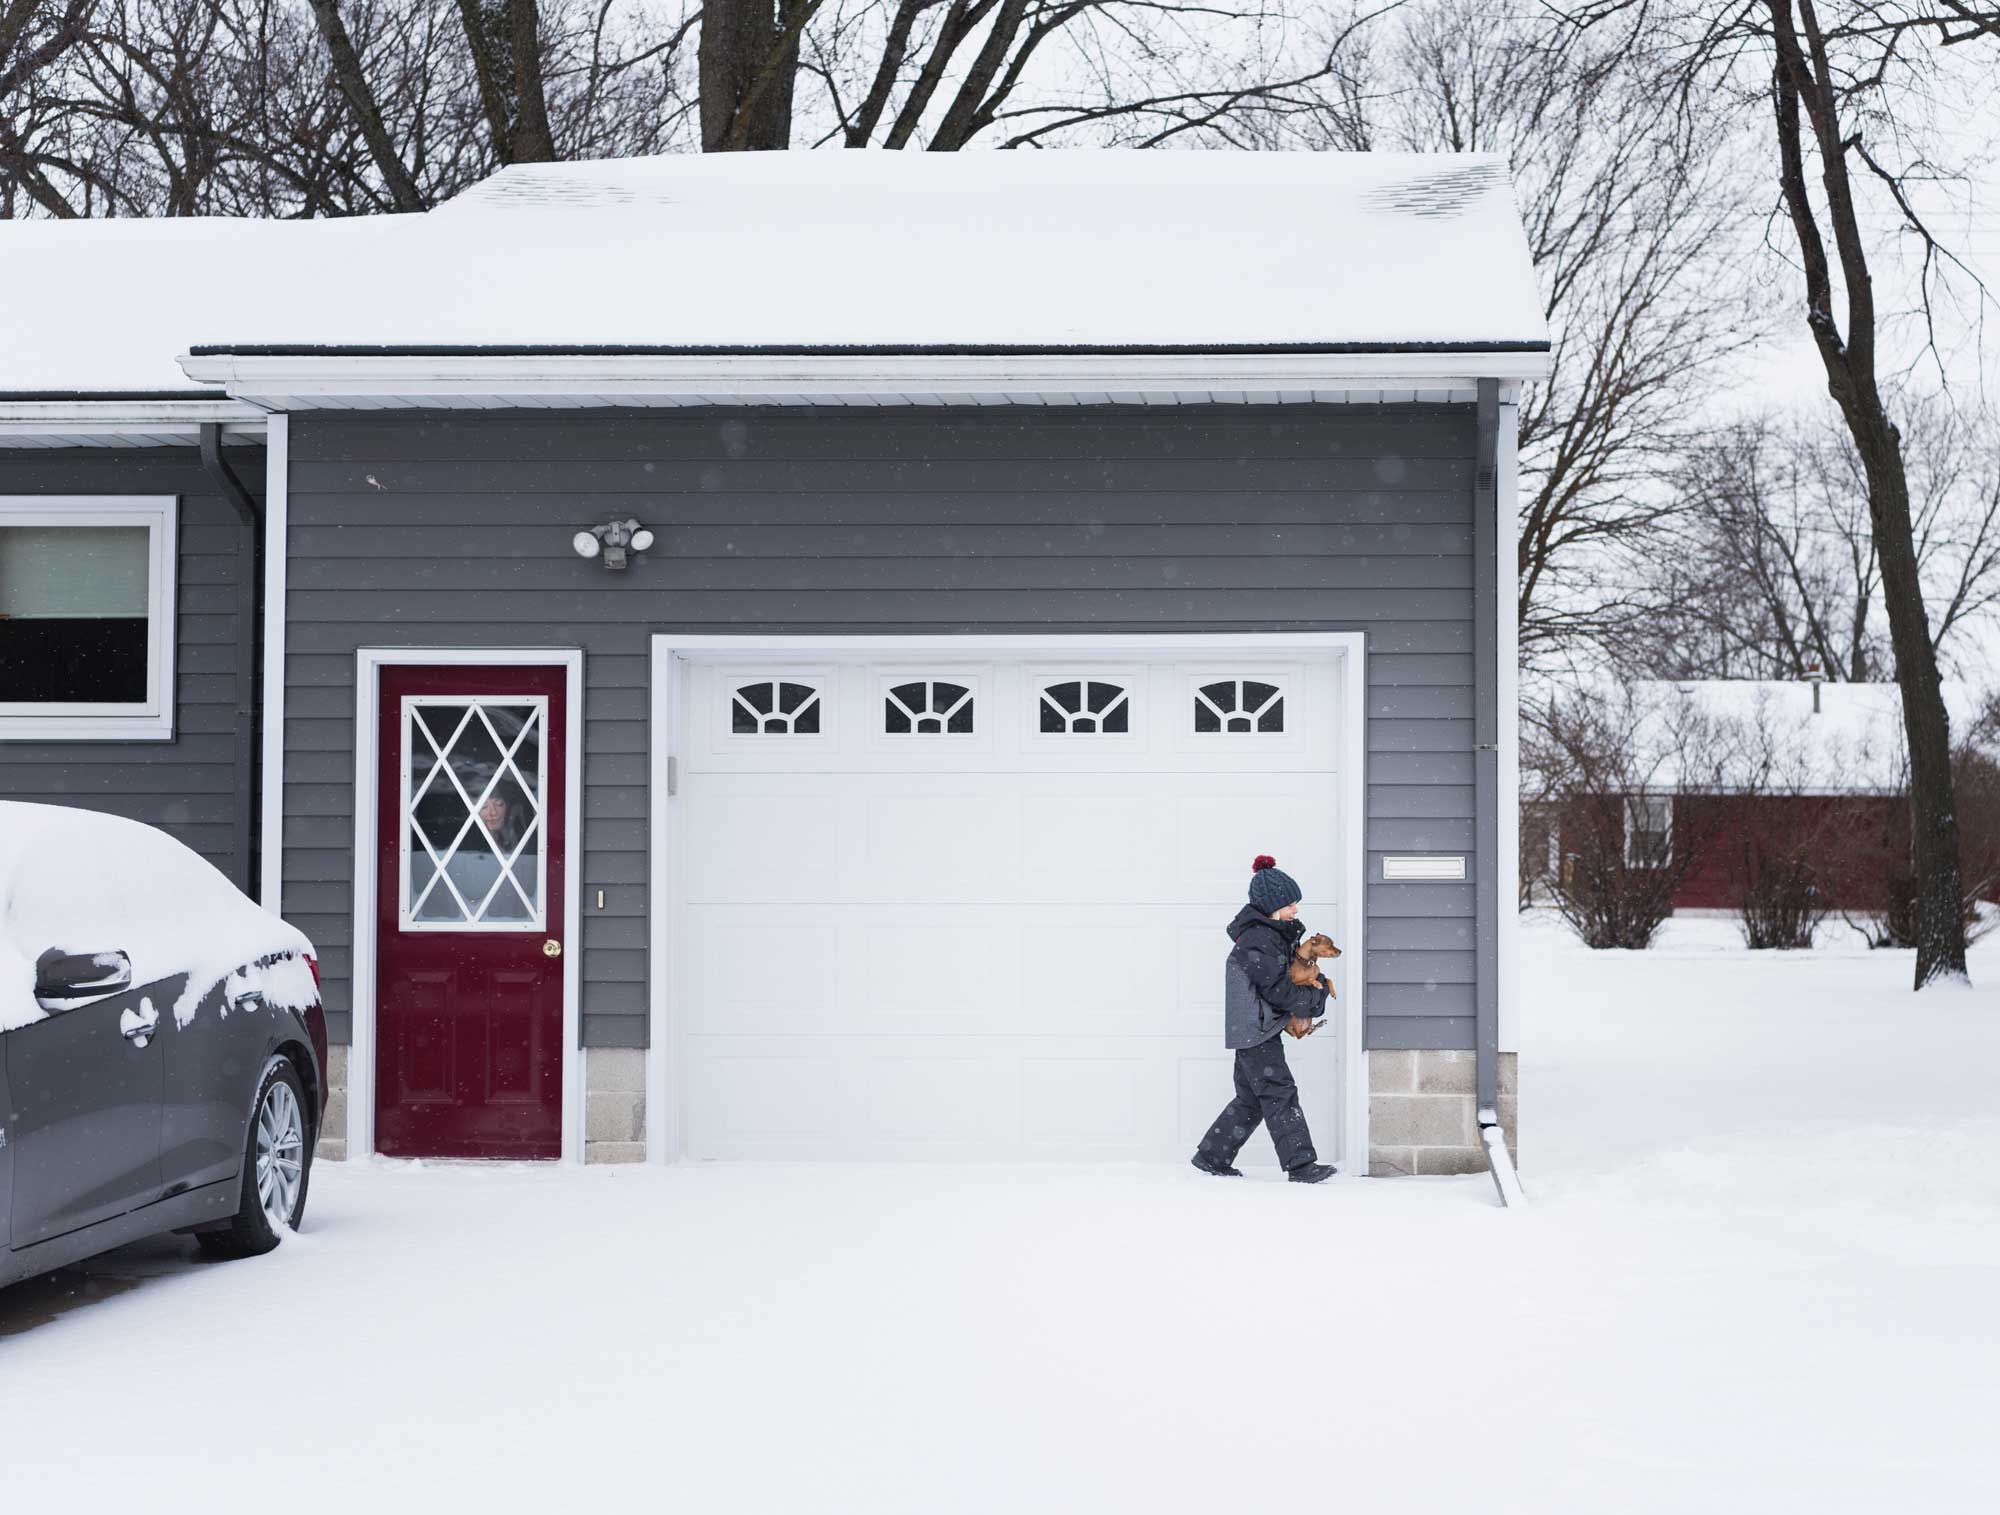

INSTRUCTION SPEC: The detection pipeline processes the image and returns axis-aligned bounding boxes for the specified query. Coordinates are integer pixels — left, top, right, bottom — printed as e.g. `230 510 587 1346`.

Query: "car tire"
197 1057 313 1261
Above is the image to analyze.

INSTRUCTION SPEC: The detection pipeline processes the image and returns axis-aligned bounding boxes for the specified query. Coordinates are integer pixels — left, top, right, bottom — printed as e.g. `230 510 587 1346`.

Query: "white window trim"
0 495 177 740
1027 667 1142 742
397 693 552 933
1624 794 1674 868
724 674 829 739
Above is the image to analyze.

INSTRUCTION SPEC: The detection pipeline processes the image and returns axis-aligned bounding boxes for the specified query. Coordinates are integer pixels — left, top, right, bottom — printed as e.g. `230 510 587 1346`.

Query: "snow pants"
1196 1037 1317 1171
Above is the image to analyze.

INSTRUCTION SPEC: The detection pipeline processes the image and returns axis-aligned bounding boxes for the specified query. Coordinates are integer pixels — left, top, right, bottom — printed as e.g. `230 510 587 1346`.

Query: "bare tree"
0 0 101 216
3 0 699 216
4 0 1392 212
1272 0 1765 668
1561 0 1997 985
1637 396 2000 683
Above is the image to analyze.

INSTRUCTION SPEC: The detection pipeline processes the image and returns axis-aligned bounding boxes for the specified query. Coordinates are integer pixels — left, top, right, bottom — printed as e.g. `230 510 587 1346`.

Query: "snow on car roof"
1 150 1548 395
0 802 310 1032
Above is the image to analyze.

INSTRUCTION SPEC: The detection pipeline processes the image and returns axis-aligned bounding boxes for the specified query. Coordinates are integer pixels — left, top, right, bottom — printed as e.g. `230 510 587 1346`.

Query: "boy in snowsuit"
1191 856 1336 1183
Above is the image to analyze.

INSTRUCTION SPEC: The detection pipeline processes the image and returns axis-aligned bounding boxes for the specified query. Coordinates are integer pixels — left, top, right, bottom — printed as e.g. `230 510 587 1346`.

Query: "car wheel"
198 1057 312 1260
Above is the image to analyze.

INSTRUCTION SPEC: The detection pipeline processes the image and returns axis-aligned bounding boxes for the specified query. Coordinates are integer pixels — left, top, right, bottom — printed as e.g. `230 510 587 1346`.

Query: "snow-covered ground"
6 917 1997 1512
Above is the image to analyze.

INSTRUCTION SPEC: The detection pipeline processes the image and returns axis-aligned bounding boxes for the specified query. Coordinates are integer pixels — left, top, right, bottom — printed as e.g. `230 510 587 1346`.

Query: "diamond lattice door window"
402 697 549 929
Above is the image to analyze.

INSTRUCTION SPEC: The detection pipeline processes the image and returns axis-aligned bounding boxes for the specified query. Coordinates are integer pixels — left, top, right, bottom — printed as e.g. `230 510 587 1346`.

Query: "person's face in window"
479 794 509 836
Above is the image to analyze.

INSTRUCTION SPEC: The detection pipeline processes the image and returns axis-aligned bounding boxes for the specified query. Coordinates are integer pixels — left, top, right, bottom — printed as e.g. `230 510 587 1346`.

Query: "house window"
0 497 177 740
1039 679 1130 734
1625 795 1673 867
885 680 974 735
1194 678 1284 734
732 680 822 734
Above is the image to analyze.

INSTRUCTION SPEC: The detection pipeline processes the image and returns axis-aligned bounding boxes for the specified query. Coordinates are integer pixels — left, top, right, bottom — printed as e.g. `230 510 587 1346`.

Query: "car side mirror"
34 948 134 1013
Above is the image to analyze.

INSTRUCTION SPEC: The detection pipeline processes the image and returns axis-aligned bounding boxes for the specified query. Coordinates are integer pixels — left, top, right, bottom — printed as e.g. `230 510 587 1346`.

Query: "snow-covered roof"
1 151 1548 397
1629 680 1994 795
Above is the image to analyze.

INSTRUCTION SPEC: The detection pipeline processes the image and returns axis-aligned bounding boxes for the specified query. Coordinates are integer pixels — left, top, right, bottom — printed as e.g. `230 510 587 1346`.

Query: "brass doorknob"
543 939 562 958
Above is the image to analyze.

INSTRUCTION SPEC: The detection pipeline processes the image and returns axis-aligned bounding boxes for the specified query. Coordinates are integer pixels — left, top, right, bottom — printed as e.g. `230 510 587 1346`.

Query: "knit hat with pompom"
1247 855 1302 915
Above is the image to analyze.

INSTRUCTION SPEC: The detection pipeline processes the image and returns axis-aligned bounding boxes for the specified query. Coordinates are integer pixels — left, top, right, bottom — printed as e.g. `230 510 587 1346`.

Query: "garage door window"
1039 679 1131 734
0 496 177 740
885 679 974 735
732 679 822 734
1194 678 1285 734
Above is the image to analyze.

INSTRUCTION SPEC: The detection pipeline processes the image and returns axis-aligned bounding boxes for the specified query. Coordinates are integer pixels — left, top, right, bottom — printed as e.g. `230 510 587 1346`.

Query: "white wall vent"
1382 855 1466 881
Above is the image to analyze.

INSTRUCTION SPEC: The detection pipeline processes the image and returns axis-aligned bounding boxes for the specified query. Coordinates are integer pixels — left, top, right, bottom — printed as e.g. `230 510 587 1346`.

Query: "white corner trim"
178 349 1553 405
1497 394 1521 1055
1338 634 1369 1175
0 495 177 740
259 416 288 909
347 647 586 1165
645 646 681 1165
646 630 1370 1175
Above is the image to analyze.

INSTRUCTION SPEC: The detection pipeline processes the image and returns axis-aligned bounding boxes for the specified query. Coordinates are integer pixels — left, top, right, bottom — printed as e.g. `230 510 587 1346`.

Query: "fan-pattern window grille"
1039 679 1130 734
404 699 545 928
732 680 821 734
885 680 974 735
1194 679 1284 734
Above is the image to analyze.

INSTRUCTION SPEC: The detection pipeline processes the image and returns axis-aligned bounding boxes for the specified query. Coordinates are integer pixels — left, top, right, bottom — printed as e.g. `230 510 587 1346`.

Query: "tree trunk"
507 0 557 162
1861 421 1969 985
700 0 807 151
1767 0 1969 986
305 0 427 210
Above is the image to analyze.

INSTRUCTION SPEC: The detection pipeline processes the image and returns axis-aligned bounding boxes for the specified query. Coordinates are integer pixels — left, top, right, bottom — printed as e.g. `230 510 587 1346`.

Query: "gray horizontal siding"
282 406 1483 1050
0 449 258 889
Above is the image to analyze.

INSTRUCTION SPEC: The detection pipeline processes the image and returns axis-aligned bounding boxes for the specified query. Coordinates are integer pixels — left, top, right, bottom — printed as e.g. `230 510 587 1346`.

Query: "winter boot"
1190 1153 1243 1177
1286 1162 1337 1184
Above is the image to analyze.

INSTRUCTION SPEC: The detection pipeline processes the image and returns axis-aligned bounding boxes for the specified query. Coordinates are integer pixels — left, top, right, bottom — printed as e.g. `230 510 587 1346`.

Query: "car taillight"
304 953 321 989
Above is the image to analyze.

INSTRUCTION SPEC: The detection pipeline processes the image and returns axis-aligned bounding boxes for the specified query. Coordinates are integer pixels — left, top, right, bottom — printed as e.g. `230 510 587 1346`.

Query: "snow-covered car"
0 802 327 1287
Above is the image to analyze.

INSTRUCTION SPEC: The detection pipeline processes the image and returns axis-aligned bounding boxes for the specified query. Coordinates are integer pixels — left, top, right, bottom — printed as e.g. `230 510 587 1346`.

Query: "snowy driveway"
6 921 1998 1513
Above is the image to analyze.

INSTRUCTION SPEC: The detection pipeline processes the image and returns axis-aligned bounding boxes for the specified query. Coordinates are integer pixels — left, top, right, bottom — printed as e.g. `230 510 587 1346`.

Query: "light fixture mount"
573 517 654 570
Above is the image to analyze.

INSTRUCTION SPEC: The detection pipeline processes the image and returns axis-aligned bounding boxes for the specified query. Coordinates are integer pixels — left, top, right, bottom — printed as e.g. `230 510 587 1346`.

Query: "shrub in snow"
1728 809 1833 949
1526 688 1725 950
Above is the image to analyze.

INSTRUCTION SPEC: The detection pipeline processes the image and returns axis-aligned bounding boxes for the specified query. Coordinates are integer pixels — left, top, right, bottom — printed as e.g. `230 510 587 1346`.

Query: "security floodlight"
573 518 653 571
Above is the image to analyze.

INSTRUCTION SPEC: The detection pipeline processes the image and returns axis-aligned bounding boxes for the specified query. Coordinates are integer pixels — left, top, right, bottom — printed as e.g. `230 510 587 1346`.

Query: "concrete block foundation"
310 1043 649 1163
316 1043 349 1162
1368 1049 1516 1177
585 1048 648 1163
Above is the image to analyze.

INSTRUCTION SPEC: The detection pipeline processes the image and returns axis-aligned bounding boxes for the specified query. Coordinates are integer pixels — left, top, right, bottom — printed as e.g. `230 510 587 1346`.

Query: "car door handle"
119 1004 160 1047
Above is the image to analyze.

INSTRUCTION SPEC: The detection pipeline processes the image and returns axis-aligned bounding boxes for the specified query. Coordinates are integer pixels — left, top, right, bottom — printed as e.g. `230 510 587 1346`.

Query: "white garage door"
673 649 1349 1163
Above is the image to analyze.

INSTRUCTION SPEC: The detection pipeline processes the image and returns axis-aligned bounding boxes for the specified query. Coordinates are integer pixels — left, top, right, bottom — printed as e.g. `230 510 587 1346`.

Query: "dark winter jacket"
1222 905 1329 1050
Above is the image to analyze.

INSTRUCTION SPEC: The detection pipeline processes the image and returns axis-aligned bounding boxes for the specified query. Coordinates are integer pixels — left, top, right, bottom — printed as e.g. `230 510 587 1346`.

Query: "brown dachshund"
1286 933 1341 1038
1287 933 1341 991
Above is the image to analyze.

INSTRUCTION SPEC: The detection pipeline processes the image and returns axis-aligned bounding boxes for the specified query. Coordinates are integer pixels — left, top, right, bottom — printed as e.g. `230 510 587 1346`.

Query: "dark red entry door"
377 665 567 1158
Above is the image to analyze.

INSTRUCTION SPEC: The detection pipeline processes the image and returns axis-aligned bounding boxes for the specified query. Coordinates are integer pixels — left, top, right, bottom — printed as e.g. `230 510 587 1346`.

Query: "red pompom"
1252 854 1277 872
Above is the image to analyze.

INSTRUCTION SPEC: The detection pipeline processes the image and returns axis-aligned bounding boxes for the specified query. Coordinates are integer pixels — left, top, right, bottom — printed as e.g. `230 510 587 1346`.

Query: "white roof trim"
176 350 1548 408
0 398 268 426
0 398 269 448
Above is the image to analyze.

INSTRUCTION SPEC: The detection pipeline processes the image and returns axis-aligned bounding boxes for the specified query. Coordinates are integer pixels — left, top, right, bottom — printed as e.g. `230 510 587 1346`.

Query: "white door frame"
647 631 1369 1170
347 647 586 1164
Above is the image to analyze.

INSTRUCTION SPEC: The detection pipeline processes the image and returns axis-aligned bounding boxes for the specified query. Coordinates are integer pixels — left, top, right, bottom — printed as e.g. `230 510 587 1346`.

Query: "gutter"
198 422 262 901
1472 379 1524 1207
176 347 1554 406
